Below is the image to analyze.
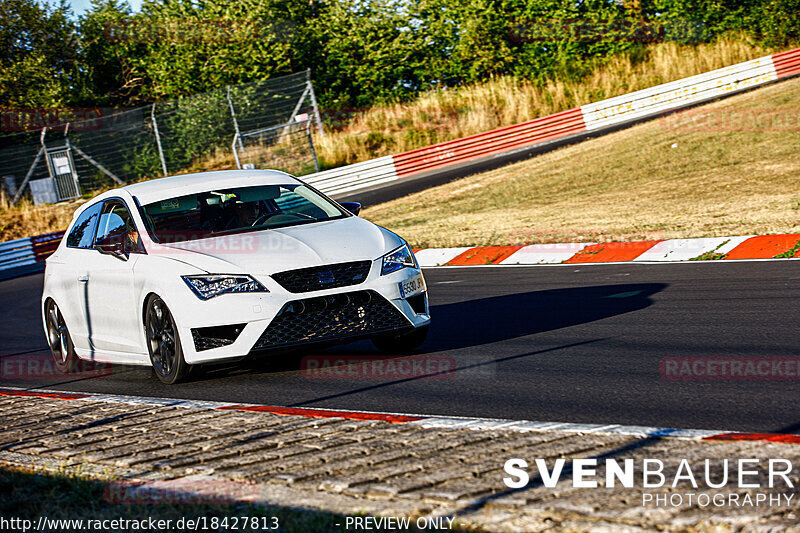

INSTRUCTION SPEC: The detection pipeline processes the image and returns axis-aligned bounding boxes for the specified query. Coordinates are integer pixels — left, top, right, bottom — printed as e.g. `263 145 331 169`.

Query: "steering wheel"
288 212 316 221
251 211 315 226
251 212 278 227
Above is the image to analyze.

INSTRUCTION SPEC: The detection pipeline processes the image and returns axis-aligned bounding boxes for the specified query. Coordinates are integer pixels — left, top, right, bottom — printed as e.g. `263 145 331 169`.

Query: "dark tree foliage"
78 0 138 105
0 0 797 110
0 0 79 106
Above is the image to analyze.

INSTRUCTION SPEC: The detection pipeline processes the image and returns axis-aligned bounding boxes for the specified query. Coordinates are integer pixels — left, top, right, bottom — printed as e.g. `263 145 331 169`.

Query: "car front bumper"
171 265 430 364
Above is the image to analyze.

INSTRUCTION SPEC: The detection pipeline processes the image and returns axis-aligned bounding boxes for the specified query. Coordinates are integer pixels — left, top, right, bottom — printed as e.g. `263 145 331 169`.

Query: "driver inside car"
234 200 261 227
124 225 140 252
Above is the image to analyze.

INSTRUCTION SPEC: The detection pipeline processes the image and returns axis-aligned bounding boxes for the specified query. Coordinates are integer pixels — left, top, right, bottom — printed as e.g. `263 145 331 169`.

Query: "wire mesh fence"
235 119 319 176
0 70 322 206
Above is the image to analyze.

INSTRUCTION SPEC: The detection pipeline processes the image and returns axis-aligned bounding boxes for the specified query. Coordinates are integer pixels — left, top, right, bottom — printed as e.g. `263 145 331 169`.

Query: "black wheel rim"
147 299 176 377
46 302 68 364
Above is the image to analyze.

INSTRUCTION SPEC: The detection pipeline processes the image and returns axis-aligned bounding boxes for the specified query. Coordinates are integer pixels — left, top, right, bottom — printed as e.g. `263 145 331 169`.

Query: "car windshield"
141 184 346 243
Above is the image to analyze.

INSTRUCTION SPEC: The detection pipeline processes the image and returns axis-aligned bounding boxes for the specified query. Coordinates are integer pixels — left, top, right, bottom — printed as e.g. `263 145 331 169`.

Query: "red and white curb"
3 50 799 282
2 386 798 445
413 234 800 267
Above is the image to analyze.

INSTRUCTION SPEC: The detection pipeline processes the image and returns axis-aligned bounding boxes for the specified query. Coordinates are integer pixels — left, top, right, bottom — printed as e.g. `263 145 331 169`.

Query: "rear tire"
44 299 77 373
145 295 190 384
372 325 429 354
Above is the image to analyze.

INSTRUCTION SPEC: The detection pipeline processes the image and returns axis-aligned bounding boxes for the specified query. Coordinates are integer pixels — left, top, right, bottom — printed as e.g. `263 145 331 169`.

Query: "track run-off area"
1 260 799 434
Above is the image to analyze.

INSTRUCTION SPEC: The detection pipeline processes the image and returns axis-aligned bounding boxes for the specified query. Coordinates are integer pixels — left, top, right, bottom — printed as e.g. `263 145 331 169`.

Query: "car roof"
121 169 301 205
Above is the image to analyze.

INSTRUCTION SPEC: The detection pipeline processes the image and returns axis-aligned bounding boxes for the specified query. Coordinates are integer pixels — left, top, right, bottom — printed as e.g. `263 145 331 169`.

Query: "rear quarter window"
66 202 103 249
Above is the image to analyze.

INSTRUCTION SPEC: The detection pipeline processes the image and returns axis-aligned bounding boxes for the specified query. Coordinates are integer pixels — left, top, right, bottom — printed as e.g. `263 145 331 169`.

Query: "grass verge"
316 36 779 167
0 37 794 245
0 191 84 242
145 36 781 173
362 76 800 248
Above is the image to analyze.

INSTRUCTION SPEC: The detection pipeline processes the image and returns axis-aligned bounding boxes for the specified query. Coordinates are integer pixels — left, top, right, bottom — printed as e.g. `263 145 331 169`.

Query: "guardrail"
306 46 800 200
0 232 64 281
1 46 799 281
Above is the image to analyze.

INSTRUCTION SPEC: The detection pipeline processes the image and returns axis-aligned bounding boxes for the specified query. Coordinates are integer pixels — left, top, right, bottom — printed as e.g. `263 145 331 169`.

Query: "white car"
42 170 430 384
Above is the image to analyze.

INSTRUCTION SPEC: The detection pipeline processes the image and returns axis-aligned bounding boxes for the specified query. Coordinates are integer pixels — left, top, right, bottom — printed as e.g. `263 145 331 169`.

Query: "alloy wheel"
147 298 177 377
46 301 69 364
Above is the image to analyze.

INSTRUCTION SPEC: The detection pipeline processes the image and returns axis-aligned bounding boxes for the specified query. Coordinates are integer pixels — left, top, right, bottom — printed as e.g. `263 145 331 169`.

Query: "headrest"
236 185 281 202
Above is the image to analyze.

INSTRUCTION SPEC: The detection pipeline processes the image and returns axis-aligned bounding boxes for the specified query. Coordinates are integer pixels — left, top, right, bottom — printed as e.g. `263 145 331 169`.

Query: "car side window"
66 202 103 249
95 200 144 253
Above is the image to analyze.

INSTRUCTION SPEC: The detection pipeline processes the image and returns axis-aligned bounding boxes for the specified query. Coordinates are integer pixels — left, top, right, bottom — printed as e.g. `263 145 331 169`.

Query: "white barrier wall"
301 47 799 197
580 55 779 131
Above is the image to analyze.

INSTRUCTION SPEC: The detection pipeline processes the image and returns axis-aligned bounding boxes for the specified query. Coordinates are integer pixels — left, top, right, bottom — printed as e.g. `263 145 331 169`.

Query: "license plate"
399 274 426 298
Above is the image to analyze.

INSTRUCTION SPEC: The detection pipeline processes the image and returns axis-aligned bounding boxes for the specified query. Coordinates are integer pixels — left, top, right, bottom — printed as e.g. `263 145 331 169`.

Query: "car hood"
150 217 403 275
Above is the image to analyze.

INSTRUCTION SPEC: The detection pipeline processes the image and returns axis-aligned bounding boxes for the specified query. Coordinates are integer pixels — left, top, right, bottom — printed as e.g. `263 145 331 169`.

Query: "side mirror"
96 237 127 259
340 201 361 216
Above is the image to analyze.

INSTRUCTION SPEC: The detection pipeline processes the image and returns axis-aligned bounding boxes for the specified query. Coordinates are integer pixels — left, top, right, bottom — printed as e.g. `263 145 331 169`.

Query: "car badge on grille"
318 271 335 284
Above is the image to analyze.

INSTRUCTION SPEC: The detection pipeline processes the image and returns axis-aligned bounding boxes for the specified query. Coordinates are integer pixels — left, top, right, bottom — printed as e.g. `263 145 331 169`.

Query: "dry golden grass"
0 190 85 241
0 36 788 243
169 35 780 173
362 76 800 248
316 36 778 167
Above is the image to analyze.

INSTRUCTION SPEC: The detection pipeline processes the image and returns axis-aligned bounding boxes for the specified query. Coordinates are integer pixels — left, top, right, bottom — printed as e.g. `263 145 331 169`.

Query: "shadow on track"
423 282 666 352
192 282 667 388
1 280 666 393
243 282 667 369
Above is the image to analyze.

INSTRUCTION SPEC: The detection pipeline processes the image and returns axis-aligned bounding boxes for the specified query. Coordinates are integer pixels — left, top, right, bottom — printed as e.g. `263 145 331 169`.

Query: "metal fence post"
70 142 124 185
226 86 244 156
279 83 311 144
231 134 242 170
151 104 168 176
306 120 320 173
2 71 325 201
306 69 324 136
11 128 47 205
14 145 44 205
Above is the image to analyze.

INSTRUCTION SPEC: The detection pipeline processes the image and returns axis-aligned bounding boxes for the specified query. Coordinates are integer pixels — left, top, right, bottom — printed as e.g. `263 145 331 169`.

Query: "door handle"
78 275 89 282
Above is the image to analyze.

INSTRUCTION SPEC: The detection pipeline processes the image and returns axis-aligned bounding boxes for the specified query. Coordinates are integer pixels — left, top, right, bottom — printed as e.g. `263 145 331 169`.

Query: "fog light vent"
406 293 428 314
191 324 246 352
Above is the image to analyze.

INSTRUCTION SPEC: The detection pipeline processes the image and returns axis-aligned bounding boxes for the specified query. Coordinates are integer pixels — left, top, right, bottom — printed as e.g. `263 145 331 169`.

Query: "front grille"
271 261 371 293
251 290 409 351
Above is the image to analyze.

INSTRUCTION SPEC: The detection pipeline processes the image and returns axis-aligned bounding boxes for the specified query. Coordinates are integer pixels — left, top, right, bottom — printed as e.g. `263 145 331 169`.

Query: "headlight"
181 275 268 300
381 243 417 275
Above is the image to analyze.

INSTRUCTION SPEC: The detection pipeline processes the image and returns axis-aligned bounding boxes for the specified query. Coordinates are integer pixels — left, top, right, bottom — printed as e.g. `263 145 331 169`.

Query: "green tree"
747 0 800 46
78 0 142 106
312 0 425 108
126 0 314 100
0 0 79 107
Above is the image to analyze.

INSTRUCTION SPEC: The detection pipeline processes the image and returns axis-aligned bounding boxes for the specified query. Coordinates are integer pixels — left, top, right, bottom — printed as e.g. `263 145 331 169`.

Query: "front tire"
45 299 77 373
372 325 429 354
145 295 190 384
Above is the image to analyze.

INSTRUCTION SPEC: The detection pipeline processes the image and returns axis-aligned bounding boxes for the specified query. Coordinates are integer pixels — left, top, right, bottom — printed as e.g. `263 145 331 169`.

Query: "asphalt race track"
2 261 799 434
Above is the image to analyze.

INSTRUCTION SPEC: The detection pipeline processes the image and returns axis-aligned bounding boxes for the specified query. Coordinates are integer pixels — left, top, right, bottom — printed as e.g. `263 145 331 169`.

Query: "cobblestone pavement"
1 394 799 532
